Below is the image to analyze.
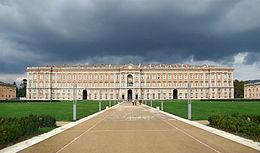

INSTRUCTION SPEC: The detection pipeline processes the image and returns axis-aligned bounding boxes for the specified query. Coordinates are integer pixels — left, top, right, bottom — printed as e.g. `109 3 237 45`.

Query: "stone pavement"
19 102 258 153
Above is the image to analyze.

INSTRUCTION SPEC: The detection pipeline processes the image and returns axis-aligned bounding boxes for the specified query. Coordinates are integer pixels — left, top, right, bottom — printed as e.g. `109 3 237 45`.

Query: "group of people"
131 100 143 106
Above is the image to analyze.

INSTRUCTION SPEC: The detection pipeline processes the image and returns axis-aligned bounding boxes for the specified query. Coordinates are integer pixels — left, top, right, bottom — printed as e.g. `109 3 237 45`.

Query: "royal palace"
26 64 234 100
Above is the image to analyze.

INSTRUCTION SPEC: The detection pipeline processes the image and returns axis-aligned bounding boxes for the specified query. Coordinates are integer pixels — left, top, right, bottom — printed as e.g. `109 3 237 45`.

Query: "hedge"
0 100 61 103
0 115 56 146
208 113 260 141
200 99 260 102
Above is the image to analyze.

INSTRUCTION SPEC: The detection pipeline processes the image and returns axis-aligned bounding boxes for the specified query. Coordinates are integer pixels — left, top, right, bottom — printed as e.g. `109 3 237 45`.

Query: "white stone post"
188 82 192 120
73 83 77 121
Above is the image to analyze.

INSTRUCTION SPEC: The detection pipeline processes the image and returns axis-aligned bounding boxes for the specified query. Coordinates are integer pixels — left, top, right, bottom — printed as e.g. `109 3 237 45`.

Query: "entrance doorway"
83 89 87 100
127 89 132 101
173 89 178 99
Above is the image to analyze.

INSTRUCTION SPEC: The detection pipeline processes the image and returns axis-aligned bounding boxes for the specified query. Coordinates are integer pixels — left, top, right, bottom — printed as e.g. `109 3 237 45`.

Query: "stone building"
0 82 16 100
244 82 260 99
26 64 234 100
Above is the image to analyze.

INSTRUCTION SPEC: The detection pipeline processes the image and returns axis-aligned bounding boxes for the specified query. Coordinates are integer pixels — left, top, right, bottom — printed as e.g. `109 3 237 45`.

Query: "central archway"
173 89 178 99
127 89 132 101
83 89 87 100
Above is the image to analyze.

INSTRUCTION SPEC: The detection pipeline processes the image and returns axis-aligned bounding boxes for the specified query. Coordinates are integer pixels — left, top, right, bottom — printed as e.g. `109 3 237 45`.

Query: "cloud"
213 0 260 33
0 0 260 81
233 52 248 64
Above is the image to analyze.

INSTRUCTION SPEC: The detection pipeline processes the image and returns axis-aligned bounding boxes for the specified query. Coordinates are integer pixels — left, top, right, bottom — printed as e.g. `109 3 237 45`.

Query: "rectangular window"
168 74 171 80
79 74 82 80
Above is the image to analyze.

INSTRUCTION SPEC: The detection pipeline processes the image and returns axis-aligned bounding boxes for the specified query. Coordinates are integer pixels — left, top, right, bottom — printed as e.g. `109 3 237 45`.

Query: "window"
200 74 203 79
168 74 171 80
212 74 215 79
152 74 156 80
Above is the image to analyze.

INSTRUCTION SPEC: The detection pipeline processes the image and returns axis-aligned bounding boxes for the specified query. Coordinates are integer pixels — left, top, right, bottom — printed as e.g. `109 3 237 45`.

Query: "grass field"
145 100 260 120
0 100 117 121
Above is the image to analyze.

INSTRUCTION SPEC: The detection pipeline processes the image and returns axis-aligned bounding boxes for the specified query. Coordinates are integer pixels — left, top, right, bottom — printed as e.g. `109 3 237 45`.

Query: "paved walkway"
20 103 258 153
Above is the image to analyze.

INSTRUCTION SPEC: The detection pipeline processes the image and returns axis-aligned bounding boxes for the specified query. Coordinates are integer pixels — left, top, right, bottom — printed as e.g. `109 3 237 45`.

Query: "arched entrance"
83 89 87 100
173 89 178 99
127 89 132 101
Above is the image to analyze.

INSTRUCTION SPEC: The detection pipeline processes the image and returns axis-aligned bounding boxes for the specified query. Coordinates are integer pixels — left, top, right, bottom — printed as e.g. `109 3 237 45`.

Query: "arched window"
127 74 133 87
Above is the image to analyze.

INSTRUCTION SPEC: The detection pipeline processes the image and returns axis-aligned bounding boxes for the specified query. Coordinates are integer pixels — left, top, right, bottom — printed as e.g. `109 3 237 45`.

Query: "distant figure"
139 100 142 105
132 100 134 106
134 100 137 106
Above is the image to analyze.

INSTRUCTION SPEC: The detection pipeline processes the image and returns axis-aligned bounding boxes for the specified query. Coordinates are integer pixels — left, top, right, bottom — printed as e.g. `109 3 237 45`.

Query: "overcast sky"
0 0 260 83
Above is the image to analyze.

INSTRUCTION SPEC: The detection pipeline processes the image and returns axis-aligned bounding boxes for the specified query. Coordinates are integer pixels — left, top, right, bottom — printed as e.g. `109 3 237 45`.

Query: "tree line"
13 79 27 98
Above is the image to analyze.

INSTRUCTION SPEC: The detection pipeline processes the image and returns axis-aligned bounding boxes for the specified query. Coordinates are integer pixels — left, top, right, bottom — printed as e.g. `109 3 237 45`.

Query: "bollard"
151 101 153 107
99 101 101 111
73 101 76 121
188 102 192 120
161 101 164 111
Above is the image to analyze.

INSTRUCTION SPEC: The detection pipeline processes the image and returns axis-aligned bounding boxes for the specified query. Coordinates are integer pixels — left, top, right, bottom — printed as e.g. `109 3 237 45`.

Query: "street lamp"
188 82 192 120
73 82 77 121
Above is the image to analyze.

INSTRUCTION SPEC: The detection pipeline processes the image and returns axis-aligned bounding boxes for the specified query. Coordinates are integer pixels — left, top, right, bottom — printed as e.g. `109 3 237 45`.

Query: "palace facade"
26 64 234 100
0 82 16 100
244 82 260 99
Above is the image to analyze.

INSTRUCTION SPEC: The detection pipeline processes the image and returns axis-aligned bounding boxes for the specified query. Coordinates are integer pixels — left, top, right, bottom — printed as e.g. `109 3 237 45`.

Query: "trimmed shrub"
0 100 61 103
0 115 56 146
200 99 260 102
208 113 260 141
38 115 56 127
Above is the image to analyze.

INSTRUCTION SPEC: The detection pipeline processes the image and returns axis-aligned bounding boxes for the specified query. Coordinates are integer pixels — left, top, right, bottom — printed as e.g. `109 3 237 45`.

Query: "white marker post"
188 82 192 120
99 101 101 111
161 101 164 111
151 101 153 107
73 83 77 121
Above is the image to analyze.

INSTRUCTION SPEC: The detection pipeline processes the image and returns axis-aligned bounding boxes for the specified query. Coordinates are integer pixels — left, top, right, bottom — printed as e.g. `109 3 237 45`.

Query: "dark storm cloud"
0 0 260 80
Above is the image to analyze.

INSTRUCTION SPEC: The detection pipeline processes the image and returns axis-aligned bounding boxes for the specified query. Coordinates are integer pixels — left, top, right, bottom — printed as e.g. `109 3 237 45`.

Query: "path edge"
143 104 260 151
0 103 121 153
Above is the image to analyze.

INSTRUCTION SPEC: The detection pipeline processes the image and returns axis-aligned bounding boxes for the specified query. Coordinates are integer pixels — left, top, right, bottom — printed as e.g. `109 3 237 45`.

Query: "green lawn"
145 100 260 120
0 100 117 121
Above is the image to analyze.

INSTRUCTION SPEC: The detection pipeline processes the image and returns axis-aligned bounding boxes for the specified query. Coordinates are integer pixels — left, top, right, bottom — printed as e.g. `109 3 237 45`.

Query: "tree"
13 82 18 98
18 79 27 97
233 80 244 98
